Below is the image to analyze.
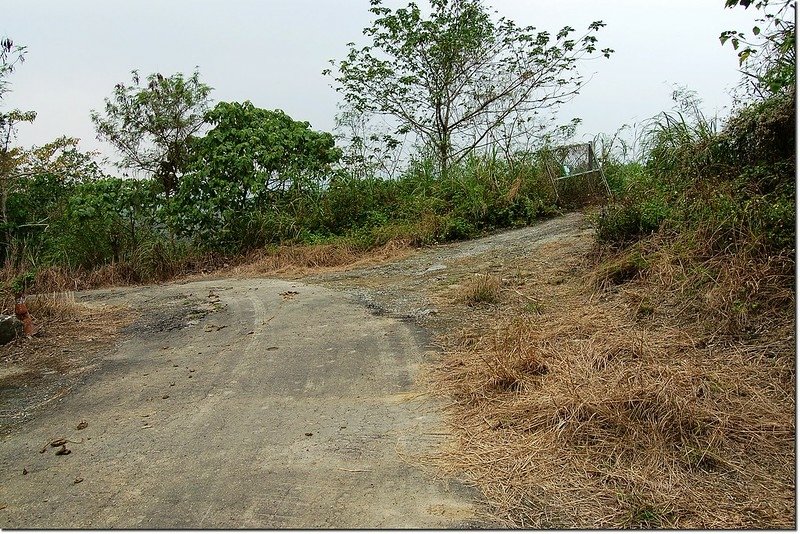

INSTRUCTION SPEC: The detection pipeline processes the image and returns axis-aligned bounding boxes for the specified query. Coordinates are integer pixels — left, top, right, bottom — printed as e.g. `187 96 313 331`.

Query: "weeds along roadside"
426 91 795 528
0 151 562 311
595 90 795 337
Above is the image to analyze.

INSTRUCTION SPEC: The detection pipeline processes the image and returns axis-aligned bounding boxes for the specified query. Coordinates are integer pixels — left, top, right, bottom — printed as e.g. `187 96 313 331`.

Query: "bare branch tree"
327 0 612 175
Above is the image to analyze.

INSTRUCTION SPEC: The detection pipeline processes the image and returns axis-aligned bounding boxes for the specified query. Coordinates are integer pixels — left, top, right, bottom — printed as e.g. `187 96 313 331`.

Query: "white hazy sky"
2 0 760 163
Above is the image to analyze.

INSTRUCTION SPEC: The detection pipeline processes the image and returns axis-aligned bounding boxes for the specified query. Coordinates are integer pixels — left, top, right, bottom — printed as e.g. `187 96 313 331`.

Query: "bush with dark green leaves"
596 91 795 256
173 101 342 251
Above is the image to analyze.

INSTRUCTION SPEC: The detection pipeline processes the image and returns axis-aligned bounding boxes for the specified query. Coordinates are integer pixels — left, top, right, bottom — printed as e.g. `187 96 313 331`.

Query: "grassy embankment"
429 92 795 528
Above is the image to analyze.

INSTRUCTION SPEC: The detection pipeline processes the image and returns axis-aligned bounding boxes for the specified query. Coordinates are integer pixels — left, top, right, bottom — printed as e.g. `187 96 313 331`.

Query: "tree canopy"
327 0 612 173
174 101 340 247
91 69 213 197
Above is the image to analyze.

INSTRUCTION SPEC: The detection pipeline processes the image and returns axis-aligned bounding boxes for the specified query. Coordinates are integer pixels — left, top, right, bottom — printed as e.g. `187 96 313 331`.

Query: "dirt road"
0 279 480 528
306 211 591 328
0 212 591 528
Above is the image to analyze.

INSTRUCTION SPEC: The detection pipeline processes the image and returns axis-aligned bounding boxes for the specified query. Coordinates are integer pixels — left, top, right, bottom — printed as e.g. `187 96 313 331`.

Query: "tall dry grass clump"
431 281 794 528
228 239 413 277
459 273 502 306
0 288 82 331
24 292 81 324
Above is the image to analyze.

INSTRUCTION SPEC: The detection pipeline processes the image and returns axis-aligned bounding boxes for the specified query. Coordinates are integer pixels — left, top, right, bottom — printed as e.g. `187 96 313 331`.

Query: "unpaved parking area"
0 279 480 528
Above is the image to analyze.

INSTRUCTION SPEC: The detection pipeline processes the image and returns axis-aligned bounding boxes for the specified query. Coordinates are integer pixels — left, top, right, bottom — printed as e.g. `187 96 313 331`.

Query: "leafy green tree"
175 101 340 248
91 69 212 198
0 37 37 253
721 0 796 96
55 177 159 267
0 111 36 250
327 0 612 174
7 139 110 263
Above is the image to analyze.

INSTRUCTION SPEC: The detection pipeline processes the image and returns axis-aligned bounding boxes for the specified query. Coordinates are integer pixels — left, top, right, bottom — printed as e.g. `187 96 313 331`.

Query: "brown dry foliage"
0 286 81 329
458 273 503 306
0 256 217 294
428 232 795 528
0 238 414 295
226 239 412 278
23 292 81 325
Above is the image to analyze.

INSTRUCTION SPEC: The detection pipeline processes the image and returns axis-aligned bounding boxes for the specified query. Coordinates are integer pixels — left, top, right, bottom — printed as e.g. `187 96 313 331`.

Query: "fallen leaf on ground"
76 421 88 430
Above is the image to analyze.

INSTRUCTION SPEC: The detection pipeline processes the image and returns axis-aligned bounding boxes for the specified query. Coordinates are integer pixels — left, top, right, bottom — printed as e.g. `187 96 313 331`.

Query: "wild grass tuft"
459 273 502 306
25 292 80 324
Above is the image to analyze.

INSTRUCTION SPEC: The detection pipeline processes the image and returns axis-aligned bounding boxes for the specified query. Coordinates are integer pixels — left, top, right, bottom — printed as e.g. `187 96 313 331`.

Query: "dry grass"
0 238 415 295
593 231 795 339
0 256 216 294
458 273 503 306
427 232 795 528
22 292 81 324
224 239 413 278
0 293 131 395
0 286 81 333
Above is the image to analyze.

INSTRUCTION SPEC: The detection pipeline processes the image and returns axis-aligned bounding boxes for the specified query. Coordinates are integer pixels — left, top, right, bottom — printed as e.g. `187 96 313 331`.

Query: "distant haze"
2 0 760 165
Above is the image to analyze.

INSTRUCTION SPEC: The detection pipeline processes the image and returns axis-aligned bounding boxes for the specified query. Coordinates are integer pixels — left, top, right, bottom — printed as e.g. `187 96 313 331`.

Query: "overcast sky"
2 0 760 163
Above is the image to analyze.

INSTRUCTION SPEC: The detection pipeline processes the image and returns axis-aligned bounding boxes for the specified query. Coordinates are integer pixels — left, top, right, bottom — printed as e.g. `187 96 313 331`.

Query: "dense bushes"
596 91 795 257
173 101 341 251
2 142 569 287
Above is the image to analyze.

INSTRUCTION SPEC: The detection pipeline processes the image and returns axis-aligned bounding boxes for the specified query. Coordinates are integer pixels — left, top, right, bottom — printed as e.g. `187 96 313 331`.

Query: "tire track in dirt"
0 279 482 528
305 211 592 329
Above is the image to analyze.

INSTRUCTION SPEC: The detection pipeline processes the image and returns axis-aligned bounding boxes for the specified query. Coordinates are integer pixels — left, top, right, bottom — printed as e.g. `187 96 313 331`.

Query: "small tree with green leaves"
8 139 110 263
91 69 212 198
327 0 612 175
720 0 796 96
175 101 340 249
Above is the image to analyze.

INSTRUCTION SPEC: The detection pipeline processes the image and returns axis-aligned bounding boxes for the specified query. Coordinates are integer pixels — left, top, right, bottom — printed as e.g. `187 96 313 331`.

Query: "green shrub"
596 91 794 256
595 199 669 245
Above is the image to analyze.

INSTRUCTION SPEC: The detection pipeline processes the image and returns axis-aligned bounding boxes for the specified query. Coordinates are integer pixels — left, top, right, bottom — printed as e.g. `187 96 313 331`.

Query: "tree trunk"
437 131 451 179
